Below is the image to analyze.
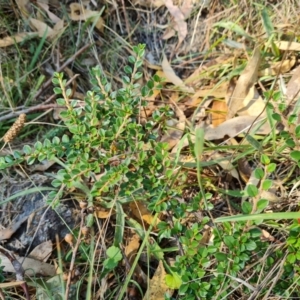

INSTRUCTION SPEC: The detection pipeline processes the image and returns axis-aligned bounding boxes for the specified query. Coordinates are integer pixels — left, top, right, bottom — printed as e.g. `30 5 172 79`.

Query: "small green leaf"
53 87 62 95
224 236 235 249
51 179 62 187
122 76 130 84
52 137 60 145
128 56 136 64
266 163 276 173
287 253 296 264
56 98 65 106
262 179 272 190
52 78 59 85
295 125 300 138
246 184 258 197
147 79 154 89
214 252 228 262
165 272 182 289
27 156 36 165
290 150 300 161
257 199 269 211
261 154 270 165
272 113 281 121
23 145 32 155
124 65 132 74
34 141 43 151
62 134 69 143
134 72 143 80
254 168 264 180
245 240 257 251
242 201 252 214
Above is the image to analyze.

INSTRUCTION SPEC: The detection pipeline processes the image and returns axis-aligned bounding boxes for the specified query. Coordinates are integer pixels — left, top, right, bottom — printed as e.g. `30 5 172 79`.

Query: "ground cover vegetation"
1 0 300 299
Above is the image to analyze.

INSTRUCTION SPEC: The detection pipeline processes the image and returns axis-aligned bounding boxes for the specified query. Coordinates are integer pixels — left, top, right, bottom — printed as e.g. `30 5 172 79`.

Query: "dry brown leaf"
16 0 33 18
143 260 172 300
191 82 229 100
237 158 252 183
226 47 261 119
162 53 194 93
199 225 212 246
124 233 140 261
211 153 239 180
53 19 65 32
238 86 266 117
204 116 269 140
155 70 172 83
96 209 114 219
31 160 55 172
0 216 27 241
162 28 176 40
29 241 53 262
0 254 56 276
37 1 62 23
180 0 193 19
164 0 187 47
260 190 279 202
273 41 300 51
285 65 300 123
211 100 227 127
261 229 275 242
129 201 160 227
259 57 295 76
29 18 55 39
0 32 37 48
69 3 104 32
286 65 300 101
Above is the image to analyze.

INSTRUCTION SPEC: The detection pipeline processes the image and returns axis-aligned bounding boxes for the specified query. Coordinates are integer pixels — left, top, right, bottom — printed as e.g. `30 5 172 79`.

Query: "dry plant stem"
65 210 85 300
248 253 287 300
0 74 80 122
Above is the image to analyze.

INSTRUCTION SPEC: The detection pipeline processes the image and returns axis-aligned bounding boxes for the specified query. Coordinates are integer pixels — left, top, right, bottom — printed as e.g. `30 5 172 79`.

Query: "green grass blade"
215 212 300 222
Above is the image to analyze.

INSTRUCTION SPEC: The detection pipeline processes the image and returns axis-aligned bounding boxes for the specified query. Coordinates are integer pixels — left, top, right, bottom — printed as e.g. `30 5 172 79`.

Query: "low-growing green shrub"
2 44 300 299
